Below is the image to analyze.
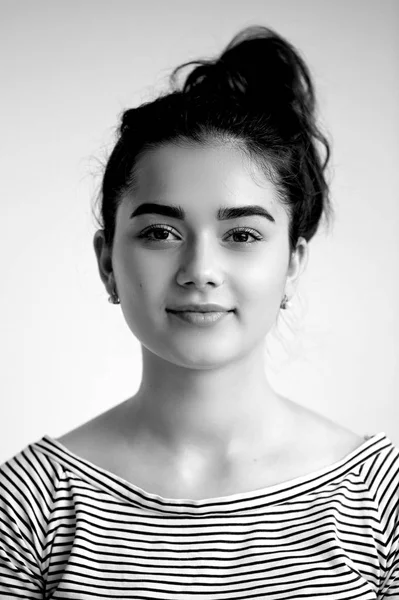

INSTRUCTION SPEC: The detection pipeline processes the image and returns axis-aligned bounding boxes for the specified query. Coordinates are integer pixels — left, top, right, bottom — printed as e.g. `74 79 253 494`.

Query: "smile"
167 310 232 327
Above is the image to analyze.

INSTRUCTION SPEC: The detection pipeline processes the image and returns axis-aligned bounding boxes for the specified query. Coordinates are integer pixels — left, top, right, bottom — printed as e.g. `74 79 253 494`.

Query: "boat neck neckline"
35 431 389 508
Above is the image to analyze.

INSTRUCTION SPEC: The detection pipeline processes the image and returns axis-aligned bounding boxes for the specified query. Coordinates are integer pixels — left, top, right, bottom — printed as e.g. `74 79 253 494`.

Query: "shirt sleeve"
376 445 399 599
0 445 57 598
379 526 399 598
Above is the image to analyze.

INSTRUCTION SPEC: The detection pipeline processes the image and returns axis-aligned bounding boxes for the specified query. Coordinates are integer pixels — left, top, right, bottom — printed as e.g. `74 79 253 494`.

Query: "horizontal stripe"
0 432 398 599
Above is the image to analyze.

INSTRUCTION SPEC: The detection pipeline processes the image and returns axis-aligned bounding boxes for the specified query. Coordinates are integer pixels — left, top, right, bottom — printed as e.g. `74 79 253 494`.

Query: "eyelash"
137 225 263 245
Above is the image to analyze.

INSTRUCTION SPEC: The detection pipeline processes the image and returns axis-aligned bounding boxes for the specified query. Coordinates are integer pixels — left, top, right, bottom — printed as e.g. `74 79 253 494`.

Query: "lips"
170 310 230 313
168 309 232 326
167 304 232 313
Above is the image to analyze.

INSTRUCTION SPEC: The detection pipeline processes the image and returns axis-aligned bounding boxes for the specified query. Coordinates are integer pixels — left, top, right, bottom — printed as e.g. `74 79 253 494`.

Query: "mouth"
166 302 234 313
167 310 233 313
167 310 233 326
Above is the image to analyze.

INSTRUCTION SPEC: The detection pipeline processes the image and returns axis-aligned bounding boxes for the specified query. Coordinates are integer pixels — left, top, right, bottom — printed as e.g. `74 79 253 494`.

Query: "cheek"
235 266 286 341
237 255 287 305
117 248 163 298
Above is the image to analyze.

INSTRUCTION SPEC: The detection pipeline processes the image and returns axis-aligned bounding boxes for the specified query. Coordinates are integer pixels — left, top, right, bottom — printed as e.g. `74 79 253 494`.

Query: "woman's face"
97 142 307 368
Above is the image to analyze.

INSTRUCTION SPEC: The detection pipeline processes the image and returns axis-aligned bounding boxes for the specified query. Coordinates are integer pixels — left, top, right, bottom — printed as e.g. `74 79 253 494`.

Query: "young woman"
1 25 398 599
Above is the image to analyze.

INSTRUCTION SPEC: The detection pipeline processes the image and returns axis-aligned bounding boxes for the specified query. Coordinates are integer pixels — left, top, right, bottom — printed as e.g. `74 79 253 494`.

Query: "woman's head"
95 25 331 255
93 25 332 368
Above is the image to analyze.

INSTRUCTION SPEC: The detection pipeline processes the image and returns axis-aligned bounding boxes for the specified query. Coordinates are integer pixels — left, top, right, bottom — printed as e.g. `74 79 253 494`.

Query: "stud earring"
280 294 290 310
108 275 120 304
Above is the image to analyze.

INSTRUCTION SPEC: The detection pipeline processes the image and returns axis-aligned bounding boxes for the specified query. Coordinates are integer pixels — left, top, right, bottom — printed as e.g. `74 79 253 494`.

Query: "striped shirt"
0 431 398 599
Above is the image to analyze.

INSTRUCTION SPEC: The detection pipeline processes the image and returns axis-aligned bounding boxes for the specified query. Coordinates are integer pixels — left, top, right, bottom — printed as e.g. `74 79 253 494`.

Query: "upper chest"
57 416 364 501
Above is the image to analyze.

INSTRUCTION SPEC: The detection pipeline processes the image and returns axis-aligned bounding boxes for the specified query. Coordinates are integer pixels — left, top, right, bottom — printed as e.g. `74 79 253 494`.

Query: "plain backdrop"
0 0 398 463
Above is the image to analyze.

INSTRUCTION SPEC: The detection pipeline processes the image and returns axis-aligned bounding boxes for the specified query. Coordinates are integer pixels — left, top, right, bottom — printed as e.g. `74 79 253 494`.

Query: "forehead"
128 142 282 215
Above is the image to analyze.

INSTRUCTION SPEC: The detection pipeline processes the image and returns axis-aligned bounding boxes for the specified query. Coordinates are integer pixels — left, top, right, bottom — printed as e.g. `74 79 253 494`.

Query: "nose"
175 235 225 289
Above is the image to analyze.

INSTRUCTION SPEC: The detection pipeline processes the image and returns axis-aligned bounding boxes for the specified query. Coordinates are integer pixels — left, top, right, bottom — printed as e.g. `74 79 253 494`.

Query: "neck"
123 343 291 465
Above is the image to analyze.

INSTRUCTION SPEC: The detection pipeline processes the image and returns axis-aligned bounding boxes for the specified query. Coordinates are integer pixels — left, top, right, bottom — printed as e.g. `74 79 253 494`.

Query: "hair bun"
171 26 316 131
177 58 247 98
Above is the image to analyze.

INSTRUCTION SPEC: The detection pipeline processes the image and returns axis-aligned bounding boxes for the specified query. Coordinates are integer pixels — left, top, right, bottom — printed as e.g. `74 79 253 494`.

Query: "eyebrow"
129 203 276 223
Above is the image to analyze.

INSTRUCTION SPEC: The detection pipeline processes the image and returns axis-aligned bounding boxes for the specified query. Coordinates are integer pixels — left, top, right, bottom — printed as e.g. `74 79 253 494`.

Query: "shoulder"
56 402 124 462
0 440 74 594
0 440 64 514
358 433 399 503
295 402 399 510
0 439 63 489
283 397 366 469
0 440 64 584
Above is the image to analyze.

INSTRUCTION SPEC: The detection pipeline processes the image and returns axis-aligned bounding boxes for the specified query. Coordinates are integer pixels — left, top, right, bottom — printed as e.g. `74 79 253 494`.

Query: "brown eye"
138 225 178 242
227 227 263 244
138 225 263 245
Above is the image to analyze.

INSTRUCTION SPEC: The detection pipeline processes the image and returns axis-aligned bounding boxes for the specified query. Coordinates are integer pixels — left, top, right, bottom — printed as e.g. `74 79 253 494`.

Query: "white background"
1 0 398 463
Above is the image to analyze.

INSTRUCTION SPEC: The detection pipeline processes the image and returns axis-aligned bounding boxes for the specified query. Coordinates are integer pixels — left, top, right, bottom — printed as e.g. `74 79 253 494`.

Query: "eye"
137 225 263 245
227 227 263 244
137 225 178 242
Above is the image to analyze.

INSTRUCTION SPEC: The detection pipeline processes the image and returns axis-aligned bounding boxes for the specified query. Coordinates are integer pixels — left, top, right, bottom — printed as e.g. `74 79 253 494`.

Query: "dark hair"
93 25 332 256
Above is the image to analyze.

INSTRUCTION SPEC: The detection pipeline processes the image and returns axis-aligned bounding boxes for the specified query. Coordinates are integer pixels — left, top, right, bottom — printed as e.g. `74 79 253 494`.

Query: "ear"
93 230 115 296
285 236 309 299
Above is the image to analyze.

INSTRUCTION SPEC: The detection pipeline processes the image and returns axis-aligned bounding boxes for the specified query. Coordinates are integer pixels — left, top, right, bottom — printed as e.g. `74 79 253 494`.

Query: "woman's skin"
58 141 363 499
